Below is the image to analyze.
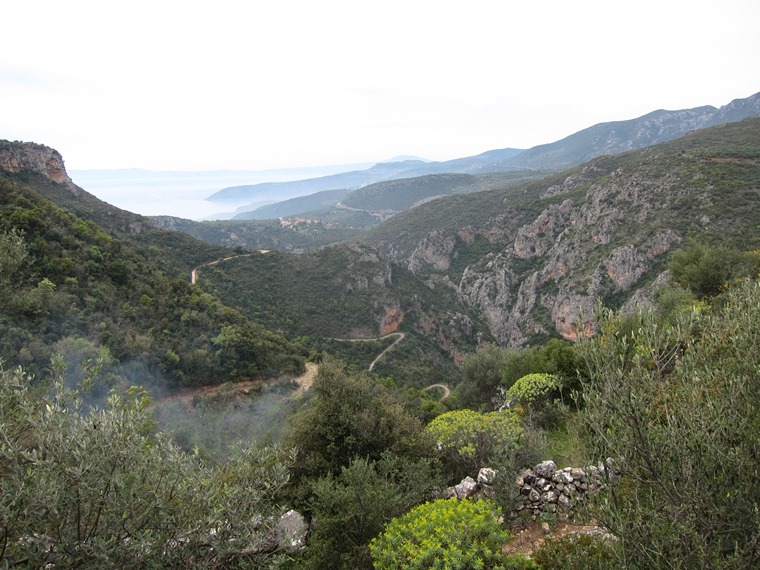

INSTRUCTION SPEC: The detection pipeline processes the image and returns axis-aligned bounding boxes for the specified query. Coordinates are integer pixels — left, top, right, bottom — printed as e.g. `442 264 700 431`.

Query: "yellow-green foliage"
425 409 521 476
370 498 534 570
506 373 557 406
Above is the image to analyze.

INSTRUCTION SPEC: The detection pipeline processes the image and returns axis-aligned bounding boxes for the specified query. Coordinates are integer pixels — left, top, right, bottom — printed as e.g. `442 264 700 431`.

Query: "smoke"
150 378 305 463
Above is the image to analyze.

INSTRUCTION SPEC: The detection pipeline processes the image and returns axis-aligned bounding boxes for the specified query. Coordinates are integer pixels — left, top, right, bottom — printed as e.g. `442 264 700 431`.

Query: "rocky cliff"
0 140 78 193
366 118 760 348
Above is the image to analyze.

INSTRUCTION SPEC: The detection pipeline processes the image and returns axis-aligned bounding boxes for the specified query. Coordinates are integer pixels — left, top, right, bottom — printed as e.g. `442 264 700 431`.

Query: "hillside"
209 92 759 219
196 119 760 378
234 188 352 220
152 212 372 252
195 244 489 387
207 159 428 204
363 118 760 345
157 170 547 251
338 171 545 215
498 91 760 171
0 141 307 391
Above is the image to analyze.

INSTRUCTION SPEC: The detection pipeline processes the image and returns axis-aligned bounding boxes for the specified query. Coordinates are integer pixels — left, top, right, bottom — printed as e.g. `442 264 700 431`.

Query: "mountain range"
206 91 760 221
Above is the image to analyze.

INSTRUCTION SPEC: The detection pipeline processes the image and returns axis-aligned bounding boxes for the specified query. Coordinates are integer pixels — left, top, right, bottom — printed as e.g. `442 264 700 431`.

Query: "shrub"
532 533 619 570
505 373 557 407
578 279 760 567
425 409 521 480
0 361 294 568
304 454 443 569
369 498 535 570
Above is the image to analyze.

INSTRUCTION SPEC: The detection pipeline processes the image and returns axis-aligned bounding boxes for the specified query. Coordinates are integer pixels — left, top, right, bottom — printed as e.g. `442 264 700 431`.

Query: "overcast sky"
2 0 759 172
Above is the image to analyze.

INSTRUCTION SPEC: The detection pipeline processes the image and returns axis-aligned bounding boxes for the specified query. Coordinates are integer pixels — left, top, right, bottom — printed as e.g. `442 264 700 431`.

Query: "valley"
2 93 759 569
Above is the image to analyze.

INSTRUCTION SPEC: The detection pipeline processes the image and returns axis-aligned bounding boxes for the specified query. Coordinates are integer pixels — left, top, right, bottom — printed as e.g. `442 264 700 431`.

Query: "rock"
454 476 478 499
275 510 308 552
558 471 574 484
0 141 78 192
477 467 497 485
558 494 572 509
543 491 558 503
534 461 557 479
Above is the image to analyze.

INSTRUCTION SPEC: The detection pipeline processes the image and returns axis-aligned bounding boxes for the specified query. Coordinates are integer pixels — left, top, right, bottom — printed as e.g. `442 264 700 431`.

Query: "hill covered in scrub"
0 141 307 392
362 117 760 345
196 119 760 376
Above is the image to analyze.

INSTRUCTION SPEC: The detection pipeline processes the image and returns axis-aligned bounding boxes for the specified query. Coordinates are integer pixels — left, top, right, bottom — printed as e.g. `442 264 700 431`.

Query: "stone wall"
515 460 604 516
448 460 609 517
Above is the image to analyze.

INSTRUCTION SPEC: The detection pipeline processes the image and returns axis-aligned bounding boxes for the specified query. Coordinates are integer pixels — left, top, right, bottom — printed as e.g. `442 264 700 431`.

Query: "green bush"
369 498 535 570
578 279 760 567
425 409 521 480
304 454 443 569
532 533 619 570
506 373 557 407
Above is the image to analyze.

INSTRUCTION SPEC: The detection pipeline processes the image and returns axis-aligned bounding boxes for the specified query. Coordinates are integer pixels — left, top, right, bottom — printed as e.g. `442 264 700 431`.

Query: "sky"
2 0 759 173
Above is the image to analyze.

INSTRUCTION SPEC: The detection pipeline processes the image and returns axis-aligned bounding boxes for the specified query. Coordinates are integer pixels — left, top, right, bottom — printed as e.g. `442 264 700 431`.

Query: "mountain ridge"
217 91 759 220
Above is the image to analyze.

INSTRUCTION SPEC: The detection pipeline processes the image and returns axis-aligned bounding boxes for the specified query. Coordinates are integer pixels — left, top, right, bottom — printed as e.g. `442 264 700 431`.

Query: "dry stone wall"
448 460 611 517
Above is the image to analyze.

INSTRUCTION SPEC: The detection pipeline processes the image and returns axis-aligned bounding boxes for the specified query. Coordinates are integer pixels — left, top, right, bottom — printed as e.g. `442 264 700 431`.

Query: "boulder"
454 476 479 499
275 510 308 552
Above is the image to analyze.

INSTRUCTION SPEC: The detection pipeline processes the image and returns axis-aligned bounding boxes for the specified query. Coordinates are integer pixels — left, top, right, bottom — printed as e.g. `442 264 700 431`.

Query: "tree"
669 241 760 299
0 360 295 568
284 360 430 494
577 279 760 568
0 228 28 293
456 340 580 412
455 344 509 410
304 454 443 569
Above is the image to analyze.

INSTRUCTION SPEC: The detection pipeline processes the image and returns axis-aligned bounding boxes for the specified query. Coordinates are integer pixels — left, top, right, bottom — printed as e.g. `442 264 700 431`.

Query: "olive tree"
0 358 295 568
578 279 760 568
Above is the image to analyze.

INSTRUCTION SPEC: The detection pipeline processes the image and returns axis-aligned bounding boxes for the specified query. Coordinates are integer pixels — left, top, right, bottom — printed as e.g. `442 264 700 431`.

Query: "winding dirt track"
191 252 269 285
422 383 451 400
331 332 406 371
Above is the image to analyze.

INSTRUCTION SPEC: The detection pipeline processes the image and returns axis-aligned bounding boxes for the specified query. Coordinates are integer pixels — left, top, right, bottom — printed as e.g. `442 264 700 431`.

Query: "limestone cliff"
367 119 760 348
0 140 78 193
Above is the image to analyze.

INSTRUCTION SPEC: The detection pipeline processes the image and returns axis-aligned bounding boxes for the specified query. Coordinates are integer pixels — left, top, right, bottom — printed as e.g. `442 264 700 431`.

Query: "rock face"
375 151 698 347
0 141 78 193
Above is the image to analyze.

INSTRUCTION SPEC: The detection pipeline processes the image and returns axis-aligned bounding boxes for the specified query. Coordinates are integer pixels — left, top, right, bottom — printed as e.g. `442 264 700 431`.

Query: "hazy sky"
2 0 759 171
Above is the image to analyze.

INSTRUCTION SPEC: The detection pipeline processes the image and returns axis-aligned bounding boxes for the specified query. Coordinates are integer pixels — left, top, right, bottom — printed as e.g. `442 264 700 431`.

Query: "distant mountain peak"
380 155 432 163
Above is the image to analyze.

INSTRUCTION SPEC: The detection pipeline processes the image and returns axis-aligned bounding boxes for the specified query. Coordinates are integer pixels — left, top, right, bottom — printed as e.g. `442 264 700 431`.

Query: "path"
368 332 404 371
503 521 613 557
190 251 270 285
422 383 451 400
151 362 318 410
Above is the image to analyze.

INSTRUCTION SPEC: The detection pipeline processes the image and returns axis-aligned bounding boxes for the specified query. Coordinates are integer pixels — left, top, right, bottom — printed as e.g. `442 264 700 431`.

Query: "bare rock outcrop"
0 141 78 193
